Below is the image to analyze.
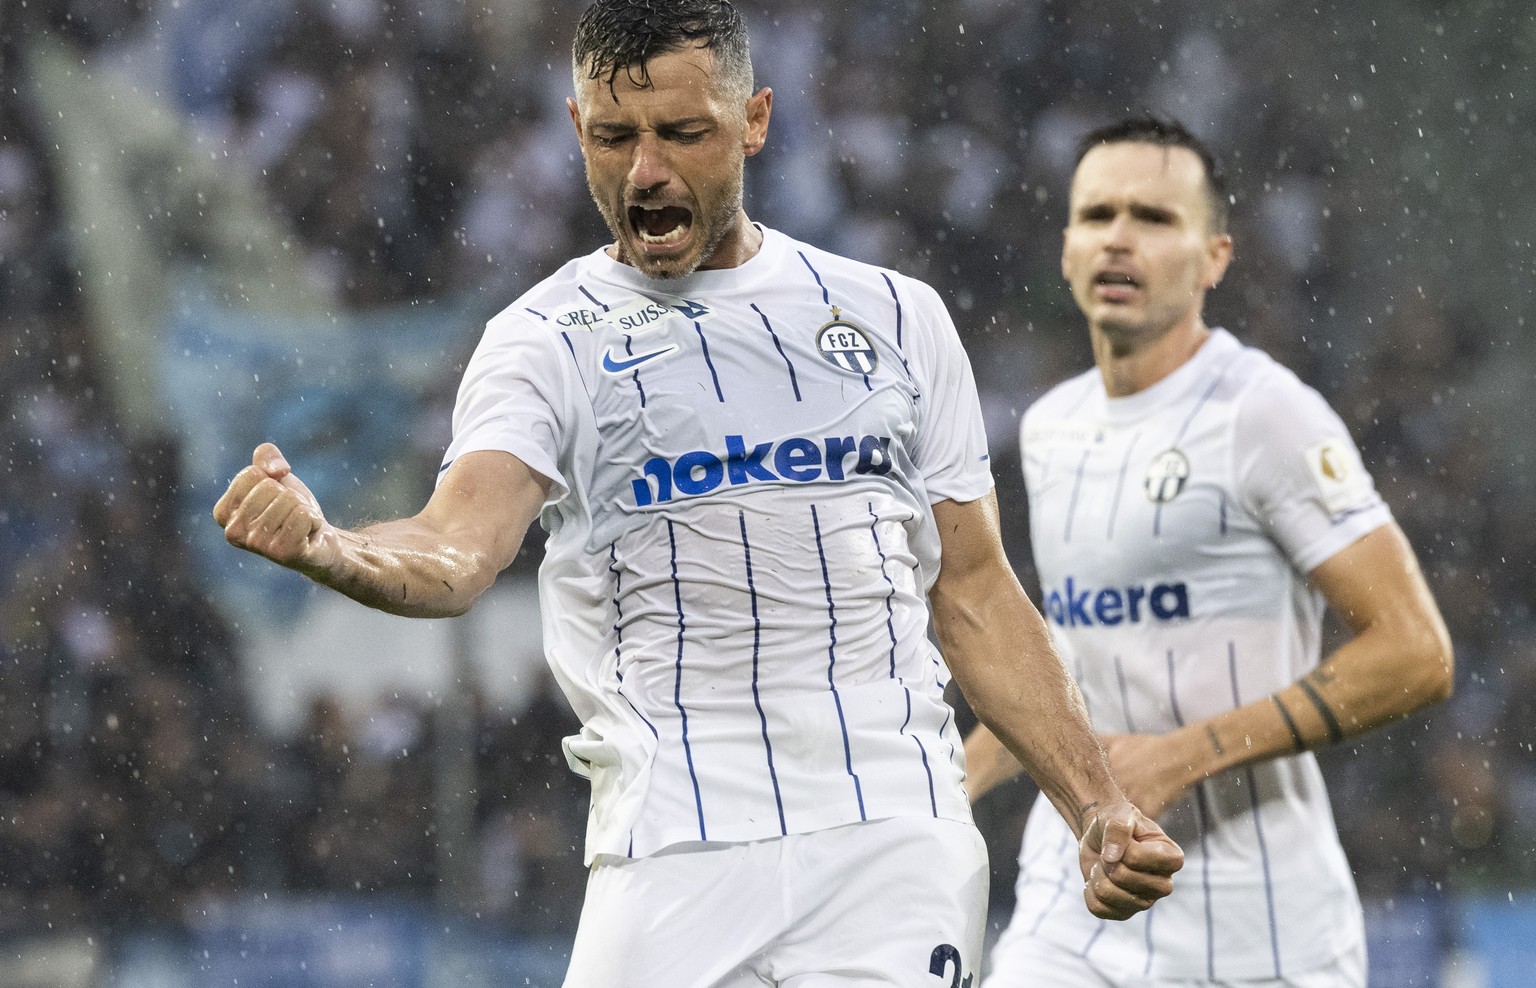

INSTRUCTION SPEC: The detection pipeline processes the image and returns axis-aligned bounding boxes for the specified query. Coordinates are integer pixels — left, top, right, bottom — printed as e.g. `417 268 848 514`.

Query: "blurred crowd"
0 0 1531 956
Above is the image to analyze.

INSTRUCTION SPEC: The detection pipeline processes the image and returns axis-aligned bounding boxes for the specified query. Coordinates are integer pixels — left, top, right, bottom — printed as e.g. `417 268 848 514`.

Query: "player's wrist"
1170 723 1225 786
1073 786 1132 839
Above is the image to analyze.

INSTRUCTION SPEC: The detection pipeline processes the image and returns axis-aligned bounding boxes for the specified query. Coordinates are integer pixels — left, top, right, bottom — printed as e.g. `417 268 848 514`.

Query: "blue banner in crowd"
159 280 488 617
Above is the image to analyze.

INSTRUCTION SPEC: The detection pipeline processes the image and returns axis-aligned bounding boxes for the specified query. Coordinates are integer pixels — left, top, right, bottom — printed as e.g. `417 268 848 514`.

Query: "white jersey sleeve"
900 278 994 505
442 305 575 497
1233 367 1392 574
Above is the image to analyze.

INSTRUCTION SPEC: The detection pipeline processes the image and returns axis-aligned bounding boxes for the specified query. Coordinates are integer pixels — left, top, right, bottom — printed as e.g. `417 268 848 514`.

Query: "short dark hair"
1074 116 1229 231
572 0 753 106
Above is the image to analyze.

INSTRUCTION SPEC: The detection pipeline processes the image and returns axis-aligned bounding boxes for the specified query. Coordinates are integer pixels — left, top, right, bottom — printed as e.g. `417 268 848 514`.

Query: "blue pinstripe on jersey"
1027 830 1075 936
1062 448 1091 544
935 703 957 765
1028 446 1054 552
692 321 724 402
797 250 874 392
1165 647 1217 979
579 283 652 407
1152 374 1225 538
867 504 900 679
1105 430 1141 540
1193 786 1218 979
620 331 651 408
665 519 707 840
559 331 594 399
798 250 830 304
607 541 656 860
897 691 937 817
879 272 911 376
811 504 867 819
869 502 938 815
1081 919 1107 958
1113 655 1139 733
749 303 802 400
606 543 658 740
1229 640 1284 978
737 511 787 834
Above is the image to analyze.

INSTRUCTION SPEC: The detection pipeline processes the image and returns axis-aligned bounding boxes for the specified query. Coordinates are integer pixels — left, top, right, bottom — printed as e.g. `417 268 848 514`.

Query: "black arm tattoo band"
1296 679 1346 746
1271 695 1306 753
1204 725 1226 758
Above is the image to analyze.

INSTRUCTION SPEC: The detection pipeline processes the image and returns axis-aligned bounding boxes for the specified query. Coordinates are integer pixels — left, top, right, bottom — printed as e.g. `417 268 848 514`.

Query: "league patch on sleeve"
1304 439 1374 515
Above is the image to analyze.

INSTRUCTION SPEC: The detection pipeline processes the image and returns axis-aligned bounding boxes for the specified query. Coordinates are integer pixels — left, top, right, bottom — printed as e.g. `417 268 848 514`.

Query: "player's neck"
698 212 764 270
1091 318 1212 398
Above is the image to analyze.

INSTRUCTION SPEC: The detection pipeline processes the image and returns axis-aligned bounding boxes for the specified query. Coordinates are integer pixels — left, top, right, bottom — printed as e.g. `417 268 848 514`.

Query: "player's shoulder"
484 254 603 337
1023 364 1100 424
776 229 946 309
1216 332 1340 426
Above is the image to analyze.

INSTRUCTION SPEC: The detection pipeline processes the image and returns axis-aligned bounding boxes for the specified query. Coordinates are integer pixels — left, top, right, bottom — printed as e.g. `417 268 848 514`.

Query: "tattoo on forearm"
1296 679 1346 745
1271 695 1306 753
1205 725 1226 757
1077 800 1100 830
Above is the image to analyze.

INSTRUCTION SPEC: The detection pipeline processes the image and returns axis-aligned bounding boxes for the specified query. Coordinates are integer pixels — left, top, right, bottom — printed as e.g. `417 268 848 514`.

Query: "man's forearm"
1187 621 1454 780
962 722 1026 803
935 571 1121 837
302 520 505 618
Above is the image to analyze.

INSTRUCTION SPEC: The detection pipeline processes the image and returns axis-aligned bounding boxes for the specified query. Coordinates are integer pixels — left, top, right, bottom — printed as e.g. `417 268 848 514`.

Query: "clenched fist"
1078 799 1184 920
213 442 338 577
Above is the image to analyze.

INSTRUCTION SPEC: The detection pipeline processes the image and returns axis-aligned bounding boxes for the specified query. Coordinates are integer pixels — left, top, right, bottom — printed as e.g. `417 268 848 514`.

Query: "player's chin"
624 241 702 280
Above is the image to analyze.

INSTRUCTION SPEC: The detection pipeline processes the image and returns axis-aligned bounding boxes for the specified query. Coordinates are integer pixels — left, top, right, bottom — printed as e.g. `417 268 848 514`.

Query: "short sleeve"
440 311 572 499
899 276 995 505
1234 370 1391 574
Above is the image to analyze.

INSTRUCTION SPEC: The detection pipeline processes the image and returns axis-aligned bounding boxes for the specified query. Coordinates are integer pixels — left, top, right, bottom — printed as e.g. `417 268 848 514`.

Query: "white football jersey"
443 226 993 862
1007 329 1389 980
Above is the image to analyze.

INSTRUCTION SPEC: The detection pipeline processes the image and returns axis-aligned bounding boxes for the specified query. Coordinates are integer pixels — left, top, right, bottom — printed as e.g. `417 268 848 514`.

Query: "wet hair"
1074 116 1229 232
572 0 753 108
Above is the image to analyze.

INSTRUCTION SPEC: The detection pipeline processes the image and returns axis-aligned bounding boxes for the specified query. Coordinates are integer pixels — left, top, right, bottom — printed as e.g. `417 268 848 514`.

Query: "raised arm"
213 442 551 618
931 492 1182 919
1100 522 1453 818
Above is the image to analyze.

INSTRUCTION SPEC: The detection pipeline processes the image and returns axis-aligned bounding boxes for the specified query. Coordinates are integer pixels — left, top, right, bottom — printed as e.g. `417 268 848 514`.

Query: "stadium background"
0 0 1531 984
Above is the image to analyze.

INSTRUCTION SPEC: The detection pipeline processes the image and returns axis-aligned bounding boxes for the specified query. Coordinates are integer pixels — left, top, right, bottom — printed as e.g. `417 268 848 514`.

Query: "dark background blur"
1 1 1532 985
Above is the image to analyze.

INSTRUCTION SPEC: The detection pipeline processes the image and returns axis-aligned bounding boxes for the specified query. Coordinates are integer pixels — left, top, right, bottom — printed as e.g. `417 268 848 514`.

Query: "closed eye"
659 126 711 144
1130 204 1176 224
590 130 633 148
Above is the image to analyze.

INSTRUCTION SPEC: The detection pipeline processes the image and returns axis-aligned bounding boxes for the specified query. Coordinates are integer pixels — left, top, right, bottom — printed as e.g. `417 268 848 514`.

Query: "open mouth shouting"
628 203 695 252
1092 269 1142 303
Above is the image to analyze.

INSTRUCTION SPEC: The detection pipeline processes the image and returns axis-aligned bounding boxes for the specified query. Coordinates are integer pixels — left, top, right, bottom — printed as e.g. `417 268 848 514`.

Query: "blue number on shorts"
928 944 973 988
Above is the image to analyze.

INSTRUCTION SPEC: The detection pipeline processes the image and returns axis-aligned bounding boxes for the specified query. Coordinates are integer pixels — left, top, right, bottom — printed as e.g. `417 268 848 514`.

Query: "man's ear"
1203 232 1234 290
742 87 773 157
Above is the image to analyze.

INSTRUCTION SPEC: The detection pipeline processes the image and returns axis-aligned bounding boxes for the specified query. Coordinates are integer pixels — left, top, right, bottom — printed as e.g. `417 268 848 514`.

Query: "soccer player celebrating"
213 4 1182 985
966 117 1454 987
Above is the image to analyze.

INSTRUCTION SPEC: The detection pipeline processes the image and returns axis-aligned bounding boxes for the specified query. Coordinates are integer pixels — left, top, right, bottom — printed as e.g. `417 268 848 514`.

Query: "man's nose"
1103 211 1135 248
628 134 672 192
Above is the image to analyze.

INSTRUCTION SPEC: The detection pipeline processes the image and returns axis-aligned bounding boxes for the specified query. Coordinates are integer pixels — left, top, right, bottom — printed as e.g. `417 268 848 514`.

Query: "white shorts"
563 816 989 988
981 929 1366 988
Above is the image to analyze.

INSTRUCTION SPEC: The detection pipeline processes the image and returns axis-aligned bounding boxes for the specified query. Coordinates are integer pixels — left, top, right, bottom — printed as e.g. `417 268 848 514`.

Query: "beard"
589 167 745 280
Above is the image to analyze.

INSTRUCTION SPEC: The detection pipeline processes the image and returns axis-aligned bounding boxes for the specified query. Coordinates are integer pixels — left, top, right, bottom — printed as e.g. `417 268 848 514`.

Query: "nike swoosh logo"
601 345 679 374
